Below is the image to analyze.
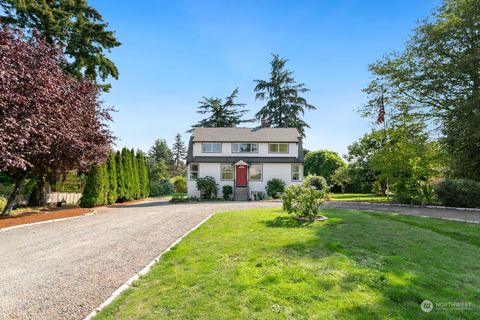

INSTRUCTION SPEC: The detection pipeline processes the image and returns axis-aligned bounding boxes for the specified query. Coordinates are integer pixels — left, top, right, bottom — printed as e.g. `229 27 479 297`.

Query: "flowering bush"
282 184 327 218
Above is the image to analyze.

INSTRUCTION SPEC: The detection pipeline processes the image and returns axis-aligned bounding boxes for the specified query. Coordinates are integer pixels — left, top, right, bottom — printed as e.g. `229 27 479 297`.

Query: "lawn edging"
83 213 215 320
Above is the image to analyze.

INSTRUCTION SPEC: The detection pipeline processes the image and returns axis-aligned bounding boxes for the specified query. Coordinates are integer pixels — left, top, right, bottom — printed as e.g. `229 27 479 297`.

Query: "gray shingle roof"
191 127 301 142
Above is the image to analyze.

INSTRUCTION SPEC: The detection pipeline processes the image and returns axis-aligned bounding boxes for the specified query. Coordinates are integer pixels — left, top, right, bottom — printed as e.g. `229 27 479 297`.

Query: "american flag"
377 104 385 124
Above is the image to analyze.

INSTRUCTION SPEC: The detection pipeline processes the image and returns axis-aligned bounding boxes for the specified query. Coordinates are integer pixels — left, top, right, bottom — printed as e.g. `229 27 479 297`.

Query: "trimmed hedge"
434 179 480 208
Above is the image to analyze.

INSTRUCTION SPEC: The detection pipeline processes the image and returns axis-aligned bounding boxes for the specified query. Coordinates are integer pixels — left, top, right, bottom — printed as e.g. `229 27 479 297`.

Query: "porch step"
234 187 249 201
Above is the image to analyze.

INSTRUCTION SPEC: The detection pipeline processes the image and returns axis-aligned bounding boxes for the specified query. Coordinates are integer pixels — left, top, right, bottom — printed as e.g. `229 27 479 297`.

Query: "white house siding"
192 142 298 158
187 162 303 199
187 163 234 198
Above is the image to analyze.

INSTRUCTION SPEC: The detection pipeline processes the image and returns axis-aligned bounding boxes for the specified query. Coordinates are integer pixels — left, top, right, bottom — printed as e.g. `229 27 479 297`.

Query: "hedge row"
80 148 149 207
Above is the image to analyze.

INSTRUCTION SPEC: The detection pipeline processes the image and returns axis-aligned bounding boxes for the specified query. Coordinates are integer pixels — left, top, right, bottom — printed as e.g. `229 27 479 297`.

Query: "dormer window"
202 143 222 153
232 143 258 153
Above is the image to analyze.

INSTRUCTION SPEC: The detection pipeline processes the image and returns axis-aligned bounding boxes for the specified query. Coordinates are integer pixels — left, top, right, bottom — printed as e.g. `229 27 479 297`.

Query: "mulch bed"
0 206 93 229
294 215 328 222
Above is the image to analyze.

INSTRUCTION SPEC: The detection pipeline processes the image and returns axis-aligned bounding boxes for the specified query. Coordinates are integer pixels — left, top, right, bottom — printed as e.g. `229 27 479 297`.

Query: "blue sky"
91 0 439 156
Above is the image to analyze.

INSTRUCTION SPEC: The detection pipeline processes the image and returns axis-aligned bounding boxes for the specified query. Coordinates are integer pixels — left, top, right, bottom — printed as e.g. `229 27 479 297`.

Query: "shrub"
434 179 480 208
150 178 174 196
80 164 109 208
266 178 286 199
303 175 328 191
222 185 233 200
282 184 327 218
0 197 6 213
172 176 187 193
196 176 218 199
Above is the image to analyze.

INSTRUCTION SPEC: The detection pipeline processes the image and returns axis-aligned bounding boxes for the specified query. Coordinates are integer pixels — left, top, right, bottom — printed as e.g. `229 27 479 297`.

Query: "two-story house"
186 127 304 200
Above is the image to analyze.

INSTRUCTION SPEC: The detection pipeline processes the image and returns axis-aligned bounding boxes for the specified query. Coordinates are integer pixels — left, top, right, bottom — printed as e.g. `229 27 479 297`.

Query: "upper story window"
232 143 258 153
189 164 199 180
202 143 222 153
292 164 302 182
269 143 289 153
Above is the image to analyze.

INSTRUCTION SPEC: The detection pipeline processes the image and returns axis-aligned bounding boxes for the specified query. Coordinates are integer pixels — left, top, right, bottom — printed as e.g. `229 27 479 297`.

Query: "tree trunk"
28 174 47 206
1 171 28 216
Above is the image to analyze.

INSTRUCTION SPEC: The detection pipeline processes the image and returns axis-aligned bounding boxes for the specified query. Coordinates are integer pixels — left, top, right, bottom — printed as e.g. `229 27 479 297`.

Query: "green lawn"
95 208 480 319
330 193 390 202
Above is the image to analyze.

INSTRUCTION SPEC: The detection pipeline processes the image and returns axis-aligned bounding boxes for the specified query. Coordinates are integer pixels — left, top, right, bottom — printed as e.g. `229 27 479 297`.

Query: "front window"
190 164 199 180
250 164 263 181
221 164 234 180
232 143 258 153
202 143 221 153
269 143 289 153
292 164 302 181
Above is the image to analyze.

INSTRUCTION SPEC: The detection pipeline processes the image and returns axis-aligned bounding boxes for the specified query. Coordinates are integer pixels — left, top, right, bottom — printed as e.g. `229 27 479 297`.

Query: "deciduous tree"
0 27 113 216
304 150 346 184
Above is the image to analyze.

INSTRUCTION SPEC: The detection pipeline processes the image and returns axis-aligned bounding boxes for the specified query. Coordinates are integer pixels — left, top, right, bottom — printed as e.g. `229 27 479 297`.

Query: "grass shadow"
262 215 314 228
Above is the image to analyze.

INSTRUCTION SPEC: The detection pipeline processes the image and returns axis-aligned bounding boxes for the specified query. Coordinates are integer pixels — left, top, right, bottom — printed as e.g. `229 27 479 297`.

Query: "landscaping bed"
94 208 480 319
0 206 93 229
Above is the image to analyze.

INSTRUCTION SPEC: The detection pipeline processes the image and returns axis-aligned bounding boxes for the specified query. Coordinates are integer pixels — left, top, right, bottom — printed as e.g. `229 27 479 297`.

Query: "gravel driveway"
0 200 280 320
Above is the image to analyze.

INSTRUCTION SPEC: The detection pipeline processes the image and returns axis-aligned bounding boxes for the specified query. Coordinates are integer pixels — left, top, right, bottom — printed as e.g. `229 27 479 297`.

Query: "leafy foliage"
222 185 233 200
190 88 251 131
303 175 328 192
150 178 174 196
266 178 286 199
149 139 173 164
115 151 126 200
282 184 327 218
0 0 121 85
254 54 316 137
171 176 187 194
434 179 480 208
0 27 113 215
332 167 350 194
304 150 346 184
80 163 109 208
360 0 480 181
196 176 218 199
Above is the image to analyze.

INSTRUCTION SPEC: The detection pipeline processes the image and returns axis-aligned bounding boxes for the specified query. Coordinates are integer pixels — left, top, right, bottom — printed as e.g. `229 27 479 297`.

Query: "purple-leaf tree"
0 27 114 216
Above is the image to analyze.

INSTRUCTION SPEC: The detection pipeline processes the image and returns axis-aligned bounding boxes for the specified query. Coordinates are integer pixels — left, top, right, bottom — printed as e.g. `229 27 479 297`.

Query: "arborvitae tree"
107 152 117 204
189 88 252 132
100 163 109 205
80 164 107 208
121 148 133 200
254 54 316 138
115 151 126 202
137 151 150 198
131 149 141 199
172 133 187 170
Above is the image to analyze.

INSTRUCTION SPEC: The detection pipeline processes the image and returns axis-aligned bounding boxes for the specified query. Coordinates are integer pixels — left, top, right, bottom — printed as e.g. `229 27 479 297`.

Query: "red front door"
236 165 247 187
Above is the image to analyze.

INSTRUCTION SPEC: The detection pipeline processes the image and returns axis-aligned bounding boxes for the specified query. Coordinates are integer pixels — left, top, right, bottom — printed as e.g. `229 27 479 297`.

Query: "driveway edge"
83 213 215 320
0 211 96 233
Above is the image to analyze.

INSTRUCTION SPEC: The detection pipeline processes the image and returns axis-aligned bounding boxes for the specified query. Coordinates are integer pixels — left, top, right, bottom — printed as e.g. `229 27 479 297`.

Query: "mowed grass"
330 193 389 202
95 208 480 320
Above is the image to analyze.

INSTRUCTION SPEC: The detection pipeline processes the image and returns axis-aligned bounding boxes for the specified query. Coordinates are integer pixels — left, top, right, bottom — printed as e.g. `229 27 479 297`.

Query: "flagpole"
381 86 390 202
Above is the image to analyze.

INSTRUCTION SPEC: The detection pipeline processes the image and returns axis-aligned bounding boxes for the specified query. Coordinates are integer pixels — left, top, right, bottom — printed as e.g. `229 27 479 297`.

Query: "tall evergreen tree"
254 54 316 137
0 0 121 85
189 88 252 132
121 148 133 200
131 149 141 199
107 152 117 204
172 133 187 170
100 163 109 205
115 151 126 202
148 139 174 165
137 151 150 198
80 163 107 208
